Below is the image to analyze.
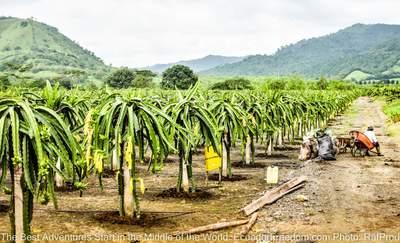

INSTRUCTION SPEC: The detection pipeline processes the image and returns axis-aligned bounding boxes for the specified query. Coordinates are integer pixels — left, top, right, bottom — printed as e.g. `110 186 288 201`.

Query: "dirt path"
1 97 399 242
252 97 400 240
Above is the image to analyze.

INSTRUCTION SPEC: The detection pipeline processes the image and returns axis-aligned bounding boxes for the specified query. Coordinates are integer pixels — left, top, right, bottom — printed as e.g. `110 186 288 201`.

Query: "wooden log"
242 176 307 216
221 134 229 177
55 157 64 188
245 135 251 165
172 219 249 236
13 166 25 243
240 212 258 236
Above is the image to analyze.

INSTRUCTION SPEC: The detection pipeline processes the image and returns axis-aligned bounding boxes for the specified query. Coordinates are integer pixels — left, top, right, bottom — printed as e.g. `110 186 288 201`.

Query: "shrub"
210 78 252 90
161 65 198 89
133 75 154 88
105 67 135 88
317 76 329 90
266 79 286 90
0 75 11 88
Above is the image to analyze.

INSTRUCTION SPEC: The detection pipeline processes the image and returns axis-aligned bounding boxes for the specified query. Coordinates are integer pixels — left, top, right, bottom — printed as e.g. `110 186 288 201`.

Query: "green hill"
202 24 400 81
144 55 245 74
0 17 110 84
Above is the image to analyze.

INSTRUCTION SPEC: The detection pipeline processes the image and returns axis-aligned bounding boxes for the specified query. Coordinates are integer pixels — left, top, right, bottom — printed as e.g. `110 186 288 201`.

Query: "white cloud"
1 0 399 67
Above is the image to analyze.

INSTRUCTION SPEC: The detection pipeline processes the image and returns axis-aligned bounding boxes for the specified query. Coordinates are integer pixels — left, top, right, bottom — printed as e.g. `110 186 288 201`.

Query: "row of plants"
367 86 400 122
0 82 360 241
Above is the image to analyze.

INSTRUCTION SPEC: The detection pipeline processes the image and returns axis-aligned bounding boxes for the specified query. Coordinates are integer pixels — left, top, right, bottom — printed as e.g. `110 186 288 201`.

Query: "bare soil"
1 97 399 242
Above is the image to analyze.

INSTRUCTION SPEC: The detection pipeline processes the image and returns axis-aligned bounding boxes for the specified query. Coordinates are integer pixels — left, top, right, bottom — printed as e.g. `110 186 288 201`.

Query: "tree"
286 76 306 90
90 96 177 218
165 84 220 192
328 80 356 90
267 79 286 90
26 79 47 88
106 68 135 88
211 95 247 178
135 69 157 77
161 65 198 89
23 82 89 193
0 75 11 88
132 75 154 88
210 78 253 90
0 99 78 241
317 76 329 90
57 78 74 90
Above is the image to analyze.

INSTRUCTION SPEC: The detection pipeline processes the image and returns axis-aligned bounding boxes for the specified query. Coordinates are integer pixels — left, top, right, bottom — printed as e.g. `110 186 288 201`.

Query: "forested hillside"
203 24 400 82
144 55 245 73
0 17 110 84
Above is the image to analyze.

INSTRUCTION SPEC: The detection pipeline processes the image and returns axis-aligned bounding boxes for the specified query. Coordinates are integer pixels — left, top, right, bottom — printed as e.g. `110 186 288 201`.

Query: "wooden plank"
242 176 307 216
172 219 249 236
239 212 258 236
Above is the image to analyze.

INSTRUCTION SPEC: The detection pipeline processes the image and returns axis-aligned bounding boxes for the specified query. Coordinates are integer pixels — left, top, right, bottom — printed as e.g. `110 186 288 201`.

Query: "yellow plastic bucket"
205 146 221 171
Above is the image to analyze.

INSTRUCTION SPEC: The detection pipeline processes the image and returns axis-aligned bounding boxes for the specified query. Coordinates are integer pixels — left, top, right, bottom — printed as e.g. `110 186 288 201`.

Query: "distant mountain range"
2 16 400 83
202 24 400 82
0 17 110 83
143 55 245 73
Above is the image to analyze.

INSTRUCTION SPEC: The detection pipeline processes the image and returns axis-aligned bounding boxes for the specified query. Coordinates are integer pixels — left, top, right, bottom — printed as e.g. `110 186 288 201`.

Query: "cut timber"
240 212 258 236
55 157 64 188
278 129 283 146
245 135 251 165
242 176 307 216
181 161 190 192
13 166 24 243
112 148 118 170
172 219 249 236
221 134 228 177
267 136 273 156
122 162 134 217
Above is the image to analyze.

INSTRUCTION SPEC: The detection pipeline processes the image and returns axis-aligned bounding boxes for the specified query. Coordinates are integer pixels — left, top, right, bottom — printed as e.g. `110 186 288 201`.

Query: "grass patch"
384 99 400 123
386 123 400 137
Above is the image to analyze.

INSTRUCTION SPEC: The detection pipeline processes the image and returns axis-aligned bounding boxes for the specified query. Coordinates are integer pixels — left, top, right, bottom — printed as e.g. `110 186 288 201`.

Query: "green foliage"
0 96 79 235
210 78 252 90
0 74 11 88
58 79 73 90
317 77 329 90
368 86 400 101
285 76 306 90
90 94 179 216
25 79 47 88
0 83 364 232
161 65 198 89
327 80 356 90
384 99 400 122
164 83 220 190
265 79 286 90
85 81 99 90
135 69 157 77
132 75 154 88
106 68 135 88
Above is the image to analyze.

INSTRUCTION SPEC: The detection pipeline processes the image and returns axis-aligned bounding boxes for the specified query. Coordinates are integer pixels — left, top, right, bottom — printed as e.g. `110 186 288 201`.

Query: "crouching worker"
364 126 383 156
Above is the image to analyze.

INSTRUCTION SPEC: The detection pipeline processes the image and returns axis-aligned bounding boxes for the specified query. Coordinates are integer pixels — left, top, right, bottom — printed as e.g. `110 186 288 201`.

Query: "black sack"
317 134 336 160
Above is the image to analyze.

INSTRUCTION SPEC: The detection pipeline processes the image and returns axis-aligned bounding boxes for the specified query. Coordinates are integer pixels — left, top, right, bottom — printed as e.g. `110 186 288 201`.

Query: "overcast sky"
1 0 399 67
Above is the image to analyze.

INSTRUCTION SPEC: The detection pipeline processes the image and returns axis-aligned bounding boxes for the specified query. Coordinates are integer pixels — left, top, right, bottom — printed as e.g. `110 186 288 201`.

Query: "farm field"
1 88 400 242
3 2 400 242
